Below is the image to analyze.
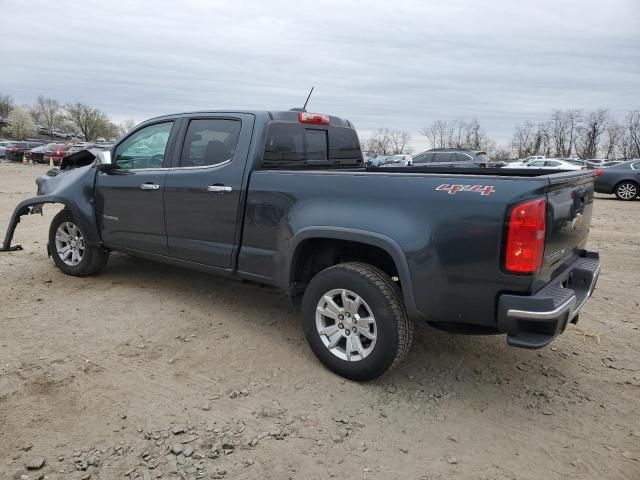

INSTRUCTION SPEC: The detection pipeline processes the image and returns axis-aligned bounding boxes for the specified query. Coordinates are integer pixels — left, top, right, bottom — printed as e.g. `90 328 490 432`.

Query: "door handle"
140 183 160 190
207 185 232 193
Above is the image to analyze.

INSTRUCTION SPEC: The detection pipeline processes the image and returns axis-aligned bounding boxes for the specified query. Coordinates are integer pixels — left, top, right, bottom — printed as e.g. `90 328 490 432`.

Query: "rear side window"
434 152 452 162
452 153 470 162
263 123 361 168
180 118 241 167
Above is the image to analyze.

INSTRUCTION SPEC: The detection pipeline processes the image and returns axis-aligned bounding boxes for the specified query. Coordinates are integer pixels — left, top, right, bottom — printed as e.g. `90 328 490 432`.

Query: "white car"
380 154 413 167
507 155 546 167
504 158 583 171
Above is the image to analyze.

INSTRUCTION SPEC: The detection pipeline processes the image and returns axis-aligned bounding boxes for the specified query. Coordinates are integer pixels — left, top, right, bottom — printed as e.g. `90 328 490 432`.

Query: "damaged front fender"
1 155 102 252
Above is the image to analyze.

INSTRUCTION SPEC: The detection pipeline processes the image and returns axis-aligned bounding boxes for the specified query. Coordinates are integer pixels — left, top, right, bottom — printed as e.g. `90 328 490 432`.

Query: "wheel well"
615 179 639 188
289 238 399 304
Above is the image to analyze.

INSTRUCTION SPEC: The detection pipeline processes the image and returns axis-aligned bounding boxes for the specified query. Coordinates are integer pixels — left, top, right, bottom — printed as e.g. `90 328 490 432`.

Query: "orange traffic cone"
49 157 54 167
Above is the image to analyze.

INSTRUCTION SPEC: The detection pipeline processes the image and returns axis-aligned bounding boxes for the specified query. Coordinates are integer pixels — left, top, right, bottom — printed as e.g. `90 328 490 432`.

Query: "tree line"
0 94 137 142
362 108 640 160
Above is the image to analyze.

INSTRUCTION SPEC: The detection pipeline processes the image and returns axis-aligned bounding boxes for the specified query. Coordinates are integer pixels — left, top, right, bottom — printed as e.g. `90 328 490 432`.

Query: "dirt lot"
0 162 638 480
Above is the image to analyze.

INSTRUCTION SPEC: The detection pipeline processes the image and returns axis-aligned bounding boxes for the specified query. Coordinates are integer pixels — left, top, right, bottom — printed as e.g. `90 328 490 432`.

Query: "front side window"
180 118 241 167
114 121 174 170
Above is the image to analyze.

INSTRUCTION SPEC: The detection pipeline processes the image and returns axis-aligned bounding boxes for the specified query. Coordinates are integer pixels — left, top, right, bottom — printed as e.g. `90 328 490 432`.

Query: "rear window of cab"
262 122 362 168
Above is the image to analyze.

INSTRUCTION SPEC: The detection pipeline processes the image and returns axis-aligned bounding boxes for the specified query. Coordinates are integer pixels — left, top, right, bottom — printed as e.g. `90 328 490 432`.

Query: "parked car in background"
565 159 598 169
594 160 640 200
380 154 413 167
411 148 499 168
0 139 13 158
25 145 46 163
601 160 623 168
4 141 45 161
368 155 390 167
43 143 72 166
586 159 606 165
504 158 584 171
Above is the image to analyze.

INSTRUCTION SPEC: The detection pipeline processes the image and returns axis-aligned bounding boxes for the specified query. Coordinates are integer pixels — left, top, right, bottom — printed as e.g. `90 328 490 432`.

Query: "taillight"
299 112 330 125
504 198 546 274
594 169 603 176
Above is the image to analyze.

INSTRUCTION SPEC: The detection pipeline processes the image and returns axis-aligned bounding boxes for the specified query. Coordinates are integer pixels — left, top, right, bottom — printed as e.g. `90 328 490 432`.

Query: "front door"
164 114 254 268
96 120 179 255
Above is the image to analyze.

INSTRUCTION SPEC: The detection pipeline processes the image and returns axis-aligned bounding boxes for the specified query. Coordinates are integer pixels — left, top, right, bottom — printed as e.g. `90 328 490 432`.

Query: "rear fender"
1 163 100 251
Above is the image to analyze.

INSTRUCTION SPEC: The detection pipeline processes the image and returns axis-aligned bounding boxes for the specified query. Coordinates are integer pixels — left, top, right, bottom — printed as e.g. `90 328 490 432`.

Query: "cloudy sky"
2 0 639 150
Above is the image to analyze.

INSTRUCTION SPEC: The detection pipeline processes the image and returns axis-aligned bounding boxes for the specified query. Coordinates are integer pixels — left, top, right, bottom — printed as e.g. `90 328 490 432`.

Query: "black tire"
614 181 638 201
301 262 413 381
48 209 109 276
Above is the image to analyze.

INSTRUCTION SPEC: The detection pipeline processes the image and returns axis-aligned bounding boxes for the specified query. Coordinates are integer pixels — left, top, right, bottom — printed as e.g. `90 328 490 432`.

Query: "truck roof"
143 110 354 128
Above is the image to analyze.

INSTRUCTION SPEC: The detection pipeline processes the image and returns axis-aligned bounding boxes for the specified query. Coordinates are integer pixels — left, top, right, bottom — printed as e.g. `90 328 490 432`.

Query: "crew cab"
1 109 600 380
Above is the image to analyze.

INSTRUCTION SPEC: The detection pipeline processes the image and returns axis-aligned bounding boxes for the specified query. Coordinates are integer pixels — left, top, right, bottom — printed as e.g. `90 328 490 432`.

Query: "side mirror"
96 150 115 172
97 150 112 165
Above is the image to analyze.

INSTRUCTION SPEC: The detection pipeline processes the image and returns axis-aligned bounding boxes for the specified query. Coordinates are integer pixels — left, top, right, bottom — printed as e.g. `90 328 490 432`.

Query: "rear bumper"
497 250 600 349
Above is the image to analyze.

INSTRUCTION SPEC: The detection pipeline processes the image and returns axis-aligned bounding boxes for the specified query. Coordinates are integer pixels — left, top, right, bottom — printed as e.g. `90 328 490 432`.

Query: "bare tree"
362 128 413 156
37 96 61 135
6 107 36 139
603 120 623 159
549 109 581 157
0 94 14 118
118 118 138 137
420 120 450 149
627 110 640 158
421 118 493 151
575 109 608 159
511 121 536 157
64 102 112 141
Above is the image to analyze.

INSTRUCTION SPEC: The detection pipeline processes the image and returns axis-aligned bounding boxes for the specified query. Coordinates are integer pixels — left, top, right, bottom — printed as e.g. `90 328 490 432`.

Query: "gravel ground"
0 162 638 480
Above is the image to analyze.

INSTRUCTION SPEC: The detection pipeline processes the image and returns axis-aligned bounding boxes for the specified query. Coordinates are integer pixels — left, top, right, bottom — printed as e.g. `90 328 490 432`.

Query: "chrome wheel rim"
618 183 637 200
315 289 377 362
55 222 85 266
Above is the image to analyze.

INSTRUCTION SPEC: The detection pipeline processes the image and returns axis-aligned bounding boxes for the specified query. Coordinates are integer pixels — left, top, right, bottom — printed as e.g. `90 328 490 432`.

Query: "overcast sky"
1 0 639 150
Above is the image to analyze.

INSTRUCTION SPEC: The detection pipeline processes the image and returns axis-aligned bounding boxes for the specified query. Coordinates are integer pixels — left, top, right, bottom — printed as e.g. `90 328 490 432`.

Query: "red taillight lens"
594 169 603 176
505 198 546 273
299 112 330 125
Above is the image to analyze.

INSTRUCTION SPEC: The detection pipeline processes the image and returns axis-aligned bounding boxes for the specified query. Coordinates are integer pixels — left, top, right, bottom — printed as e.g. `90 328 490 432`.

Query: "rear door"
163 113 255 268
95 119 179 254
427 152 453 167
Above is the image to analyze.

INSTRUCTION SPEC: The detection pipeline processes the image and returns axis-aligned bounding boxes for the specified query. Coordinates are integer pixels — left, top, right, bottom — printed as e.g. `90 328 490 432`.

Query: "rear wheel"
301 262 413 381
48 210 109 276
614 181 638 201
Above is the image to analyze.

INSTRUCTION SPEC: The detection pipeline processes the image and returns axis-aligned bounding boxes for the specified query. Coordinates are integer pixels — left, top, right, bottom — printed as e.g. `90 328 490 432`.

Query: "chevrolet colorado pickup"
1 110 600 380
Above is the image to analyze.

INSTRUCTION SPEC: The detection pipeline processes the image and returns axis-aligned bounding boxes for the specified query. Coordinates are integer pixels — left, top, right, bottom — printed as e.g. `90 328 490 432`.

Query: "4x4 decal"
435 184 496 196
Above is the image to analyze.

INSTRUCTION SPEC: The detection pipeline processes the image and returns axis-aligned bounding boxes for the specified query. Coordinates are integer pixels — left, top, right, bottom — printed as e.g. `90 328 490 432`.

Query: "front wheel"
301 262 413 381
614 181 638 201
48 210 110 276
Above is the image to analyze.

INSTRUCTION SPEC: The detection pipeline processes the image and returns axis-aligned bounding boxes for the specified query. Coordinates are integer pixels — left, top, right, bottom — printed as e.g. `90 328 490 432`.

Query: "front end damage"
1 149 102 252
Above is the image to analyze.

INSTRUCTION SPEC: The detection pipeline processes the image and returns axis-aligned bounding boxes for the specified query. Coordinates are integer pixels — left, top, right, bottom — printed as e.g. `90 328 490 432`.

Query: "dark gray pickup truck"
2 110 600 380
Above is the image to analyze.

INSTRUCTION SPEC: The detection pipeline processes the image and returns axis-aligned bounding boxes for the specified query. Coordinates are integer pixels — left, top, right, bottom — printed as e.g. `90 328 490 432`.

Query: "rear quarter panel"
239 170 551 326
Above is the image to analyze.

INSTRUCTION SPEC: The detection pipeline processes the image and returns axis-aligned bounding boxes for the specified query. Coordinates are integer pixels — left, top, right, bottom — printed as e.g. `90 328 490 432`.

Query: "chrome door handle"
207 185 232 193
140 183 160 190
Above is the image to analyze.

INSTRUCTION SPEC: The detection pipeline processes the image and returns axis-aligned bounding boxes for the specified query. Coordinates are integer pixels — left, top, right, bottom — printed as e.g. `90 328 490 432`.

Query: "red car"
43 143 71 165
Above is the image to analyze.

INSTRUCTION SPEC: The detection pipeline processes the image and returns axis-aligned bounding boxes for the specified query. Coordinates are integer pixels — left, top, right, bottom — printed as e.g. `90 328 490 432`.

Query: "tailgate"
540 172 595 279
